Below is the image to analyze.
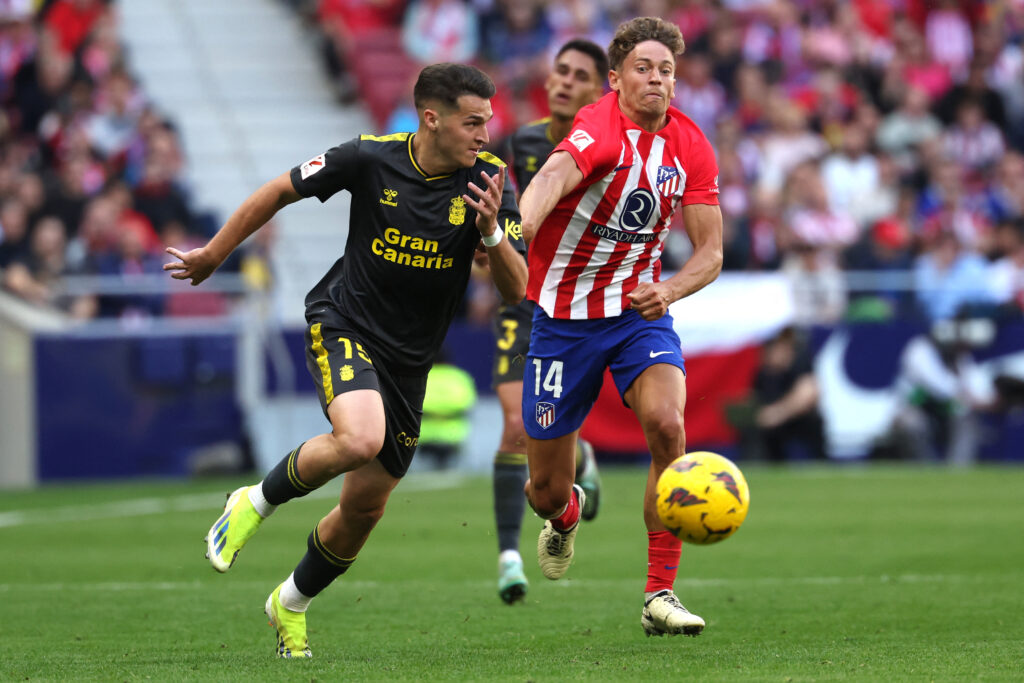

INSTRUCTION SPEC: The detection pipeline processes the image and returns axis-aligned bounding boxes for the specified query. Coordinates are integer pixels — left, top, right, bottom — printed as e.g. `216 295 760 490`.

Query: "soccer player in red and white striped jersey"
526 75 720 320
518 17 724 637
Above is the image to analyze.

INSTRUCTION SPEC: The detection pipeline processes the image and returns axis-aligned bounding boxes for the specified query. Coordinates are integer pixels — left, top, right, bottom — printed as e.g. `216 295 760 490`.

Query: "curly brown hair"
607 17 686 71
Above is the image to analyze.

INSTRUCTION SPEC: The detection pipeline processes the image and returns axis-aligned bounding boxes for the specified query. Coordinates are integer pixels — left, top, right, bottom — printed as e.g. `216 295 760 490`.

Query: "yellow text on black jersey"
371 227 455 269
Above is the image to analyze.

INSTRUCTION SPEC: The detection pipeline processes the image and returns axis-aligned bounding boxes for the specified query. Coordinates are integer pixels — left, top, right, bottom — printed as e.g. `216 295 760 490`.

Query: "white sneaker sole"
641 610 705 637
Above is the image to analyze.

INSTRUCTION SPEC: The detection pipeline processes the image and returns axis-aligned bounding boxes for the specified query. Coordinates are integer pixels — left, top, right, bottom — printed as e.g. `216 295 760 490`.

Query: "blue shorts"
523 307 686 440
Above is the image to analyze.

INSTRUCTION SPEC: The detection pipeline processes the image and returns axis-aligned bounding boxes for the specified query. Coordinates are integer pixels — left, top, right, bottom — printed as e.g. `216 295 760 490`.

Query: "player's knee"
500 412 526 450
326 430 384 470
646 409 685 447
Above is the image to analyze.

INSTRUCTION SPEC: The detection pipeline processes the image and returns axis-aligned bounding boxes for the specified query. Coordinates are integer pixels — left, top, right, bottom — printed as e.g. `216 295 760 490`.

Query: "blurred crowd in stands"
0 0 232 321
1 0 1023 331
300 0 1024 328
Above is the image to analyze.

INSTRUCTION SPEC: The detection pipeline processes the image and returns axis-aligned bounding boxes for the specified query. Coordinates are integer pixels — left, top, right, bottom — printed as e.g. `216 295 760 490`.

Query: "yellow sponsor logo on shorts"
395 431 419 448
340 365 354 382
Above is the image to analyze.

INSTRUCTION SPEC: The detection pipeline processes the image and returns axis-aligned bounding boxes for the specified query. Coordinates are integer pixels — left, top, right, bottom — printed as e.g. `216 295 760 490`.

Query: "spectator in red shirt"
43 0 108 56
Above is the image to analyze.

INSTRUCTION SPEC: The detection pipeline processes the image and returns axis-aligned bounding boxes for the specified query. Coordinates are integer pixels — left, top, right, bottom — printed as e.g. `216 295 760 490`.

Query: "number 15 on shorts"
533 359 564 398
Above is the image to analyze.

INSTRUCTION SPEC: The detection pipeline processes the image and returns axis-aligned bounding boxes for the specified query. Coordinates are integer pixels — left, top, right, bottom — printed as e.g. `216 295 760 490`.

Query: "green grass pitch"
1 464 1022 681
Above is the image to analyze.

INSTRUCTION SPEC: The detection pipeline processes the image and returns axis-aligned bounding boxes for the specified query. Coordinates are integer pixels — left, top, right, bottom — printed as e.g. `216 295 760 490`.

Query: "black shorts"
491 301 534 388
303 307 427 478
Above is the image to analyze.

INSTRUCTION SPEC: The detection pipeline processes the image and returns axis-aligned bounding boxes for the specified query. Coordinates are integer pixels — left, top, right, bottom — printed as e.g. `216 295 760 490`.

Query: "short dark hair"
555 39 609 83
413 63 495 111
607 17 685 71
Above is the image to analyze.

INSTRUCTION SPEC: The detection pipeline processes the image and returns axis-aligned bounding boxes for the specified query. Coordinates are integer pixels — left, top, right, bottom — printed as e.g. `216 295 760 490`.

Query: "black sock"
261 443 316 505
292 525 356 598
493 453 528 552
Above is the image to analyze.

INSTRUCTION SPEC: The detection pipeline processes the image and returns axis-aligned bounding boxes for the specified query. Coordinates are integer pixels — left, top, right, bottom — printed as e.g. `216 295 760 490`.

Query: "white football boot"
641 590 705 637
537 485 585 580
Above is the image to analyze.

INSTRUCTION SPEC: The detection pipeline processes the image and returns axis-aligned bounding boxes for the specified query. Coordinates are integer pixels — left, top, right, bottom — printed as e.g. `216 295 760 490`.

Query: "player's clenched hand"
628 282 671 321
163 246 219 286
464 166 505 239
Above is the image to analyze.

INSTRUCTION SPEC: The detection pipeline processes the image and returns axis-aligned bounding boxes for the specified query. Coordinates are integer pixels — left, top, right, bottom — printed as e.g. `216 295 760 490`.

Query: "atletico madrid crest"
535 402 555 429
656 165 680 195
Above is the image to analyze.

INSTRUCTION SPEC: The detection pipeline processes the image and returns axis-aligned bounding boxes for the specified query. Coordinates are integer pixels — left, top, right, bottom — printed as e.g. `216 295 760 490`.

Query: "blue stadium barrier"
24 316 1024 483
35 331 243 480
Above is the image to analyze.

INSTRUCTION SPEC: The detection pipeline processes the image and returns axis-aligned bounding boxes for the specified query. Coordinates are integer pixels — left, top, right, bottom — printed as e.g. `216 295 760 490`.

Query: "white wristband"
481 228 503 248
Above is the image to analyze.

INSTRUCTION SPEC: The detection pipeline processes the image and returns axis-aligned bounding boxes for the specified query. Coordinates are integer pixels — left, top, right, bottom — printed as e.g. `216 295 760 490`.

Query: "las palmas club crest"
657 165 680 195
536 402 556 429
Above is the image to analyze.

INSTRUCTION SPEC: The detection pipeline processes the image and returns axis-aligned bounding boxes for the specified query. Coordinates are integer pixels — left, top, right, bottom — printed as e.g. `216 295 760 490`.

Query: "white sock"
499 549 522 565
278 573 312 613
248 482 277 519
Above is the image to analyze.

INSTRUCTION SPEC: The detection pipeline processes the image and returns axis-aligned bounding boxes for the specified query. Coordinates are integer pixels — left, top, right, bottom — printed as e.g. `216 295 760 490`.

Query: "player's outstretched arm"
628 203 723 321
164 172 302 286
465 166 527 304
519 151 582 244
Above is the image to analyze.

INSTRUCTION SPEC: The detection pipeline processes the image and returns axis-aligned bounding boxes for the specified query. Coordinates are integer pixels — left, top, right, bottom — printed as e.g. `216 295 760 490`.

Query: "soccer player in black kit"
490 39 608 604
164 64 527 658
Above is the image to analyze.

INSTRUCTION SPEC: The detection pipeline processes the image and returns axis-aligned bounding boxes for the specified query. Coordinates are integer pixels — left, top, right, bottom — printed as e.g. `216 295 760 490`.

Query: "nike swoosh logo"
614 164 632 172
650 351 673 358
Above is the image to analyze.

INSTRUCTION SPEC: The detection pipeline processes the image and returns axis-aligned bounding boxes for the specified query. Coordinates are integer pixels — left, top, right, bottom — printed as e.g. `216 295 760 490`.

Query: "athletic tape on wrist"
482 228 503 248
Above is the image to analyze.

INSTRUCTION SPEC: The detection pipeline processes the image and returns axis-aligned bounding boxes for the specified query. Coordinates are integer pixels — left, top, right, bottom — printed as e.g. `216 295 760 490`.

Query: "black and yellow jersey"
291 132 524 374
500 118 557 319
507 117 557 193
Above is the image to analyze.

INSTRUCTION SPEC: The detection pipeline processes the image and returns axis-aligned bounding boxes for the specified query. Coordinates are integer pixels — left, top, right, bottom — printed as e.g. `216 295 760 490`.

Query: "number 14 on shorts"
532 359 564 398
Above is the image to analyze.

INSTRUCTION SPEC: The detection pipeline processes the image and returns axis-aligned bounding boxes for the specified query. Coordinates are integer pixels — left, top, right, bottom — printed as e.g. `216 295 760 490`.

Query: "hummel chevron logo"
650 351 673 358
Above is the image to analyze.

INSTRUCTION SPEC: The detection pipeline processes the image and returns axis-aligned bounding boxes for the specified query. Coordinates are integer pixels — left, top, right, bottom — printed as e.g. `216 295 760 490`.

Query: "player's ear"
608 70 620 93
422 107 440 132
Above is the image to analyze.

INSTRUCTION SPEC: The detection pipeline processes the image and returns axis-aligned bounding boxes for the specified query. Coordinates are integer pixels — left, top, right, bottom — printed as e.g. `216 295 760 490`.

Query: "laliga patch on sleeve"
568 129 595 152
300 153 326 179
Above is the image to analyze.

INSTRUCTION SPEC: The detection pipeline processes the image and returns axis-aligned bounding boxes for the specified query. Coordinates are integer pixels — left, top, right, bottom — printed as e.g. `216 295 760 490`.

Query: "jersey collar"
543 117 559 145
408 134 455 181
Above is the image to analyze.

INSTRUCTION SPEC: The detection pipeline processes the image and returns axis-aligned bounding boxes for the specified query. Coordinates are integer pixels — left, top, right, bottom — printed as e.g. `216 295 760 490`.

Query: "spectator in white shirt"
821 121 882 229
876 85 942 171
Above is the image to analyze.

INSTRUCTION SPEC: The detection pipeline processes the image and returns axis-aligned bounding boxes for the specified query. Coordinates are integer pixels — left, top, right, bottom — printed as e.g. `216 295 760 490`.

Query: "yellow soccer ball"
655 451 750 545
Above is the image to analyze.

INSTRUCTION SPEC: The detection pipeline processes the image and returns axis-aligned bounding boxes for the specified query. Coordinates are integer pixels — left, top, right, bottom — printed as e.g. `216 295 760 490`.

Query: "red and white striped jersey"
527 92 719 319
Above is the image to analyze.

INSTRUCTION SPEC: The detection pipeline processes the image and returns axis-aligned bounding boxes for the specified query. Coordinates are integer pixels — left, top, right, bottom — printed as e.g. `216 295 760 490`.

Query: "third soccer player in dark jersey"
166 63 527 658
489 39 608 605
